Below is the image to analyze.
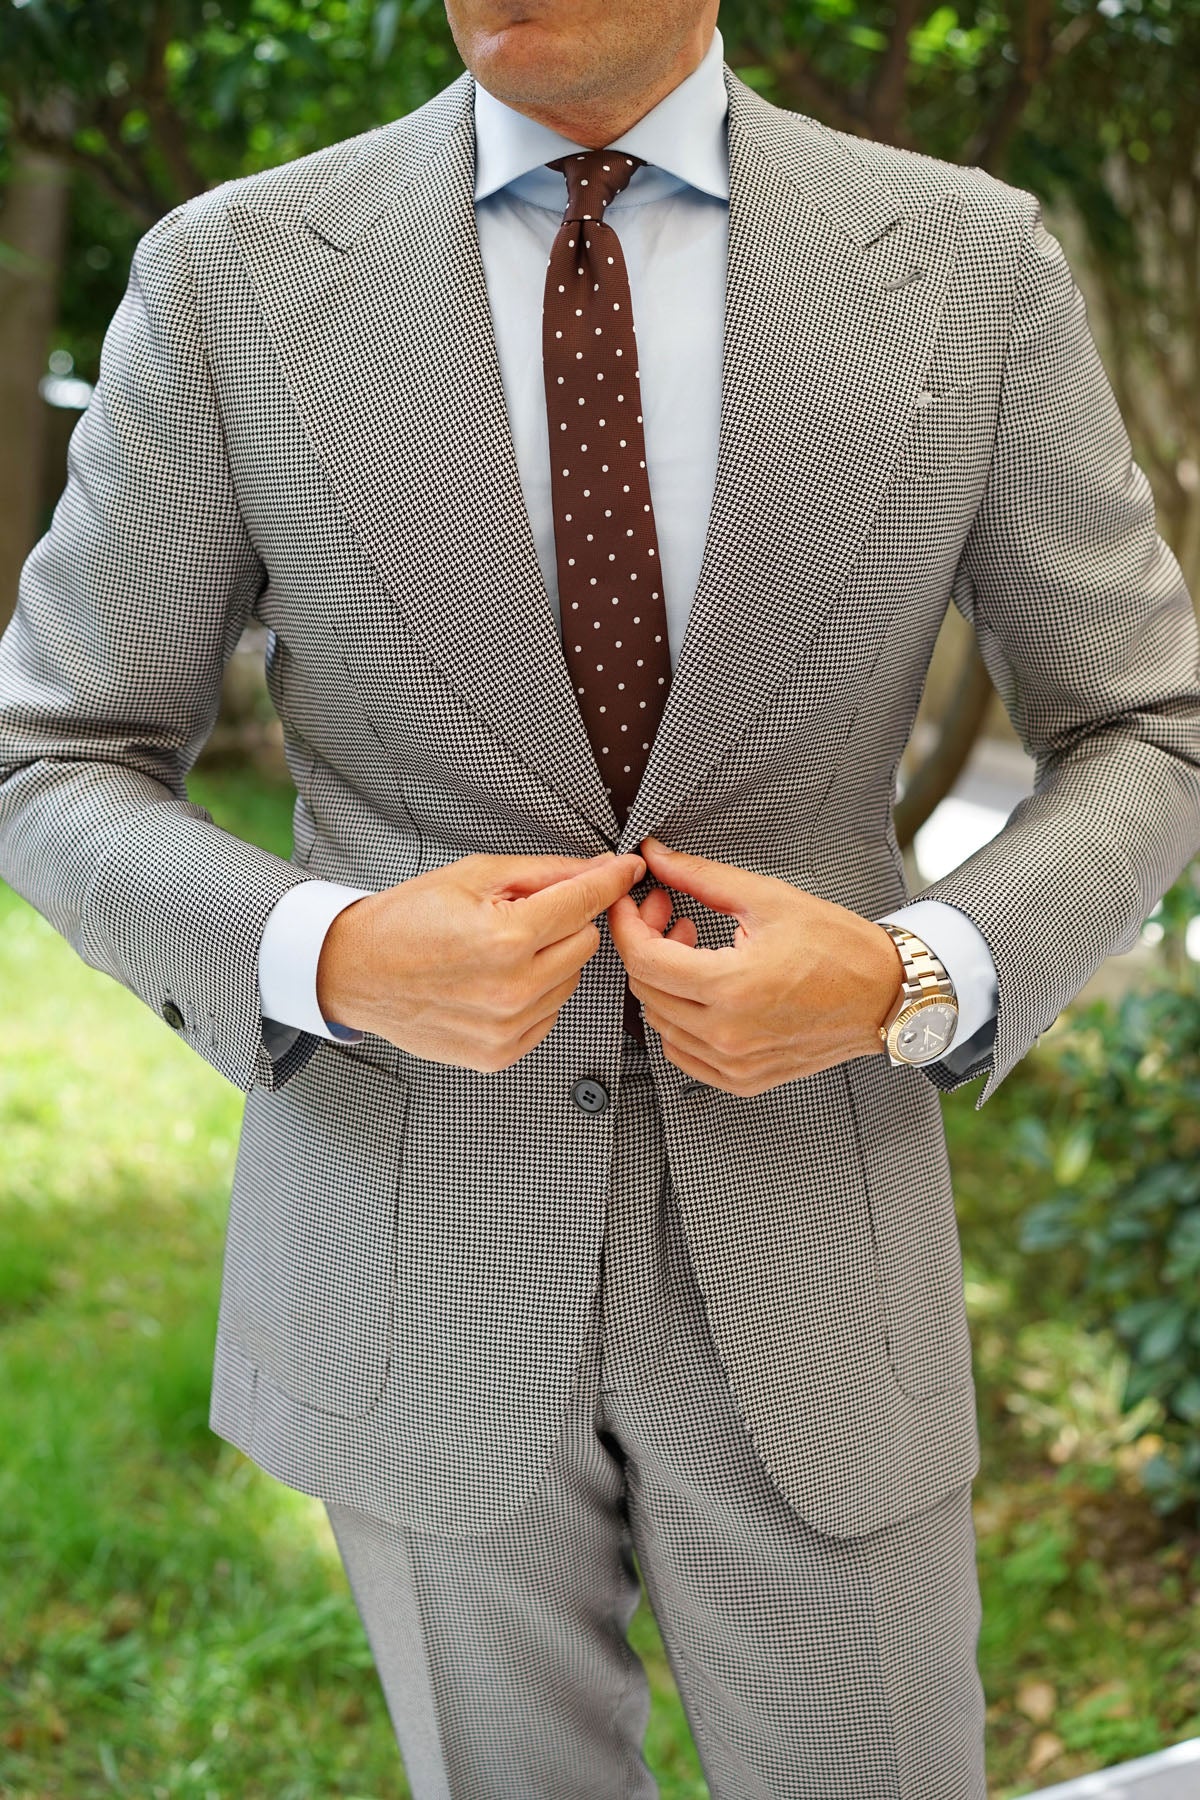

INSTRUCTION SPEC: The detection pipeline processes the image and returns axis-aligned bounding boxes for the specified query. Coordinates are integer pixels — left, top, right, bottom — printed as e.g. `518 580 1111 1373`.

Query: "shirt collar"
473 23 729 208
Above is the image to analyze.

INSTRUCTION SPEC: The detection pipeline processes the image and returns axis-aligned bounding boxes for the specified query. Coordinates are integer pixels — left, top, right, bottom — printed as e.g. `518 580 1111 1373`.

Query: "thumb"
640 838 765 923
521 852 647 945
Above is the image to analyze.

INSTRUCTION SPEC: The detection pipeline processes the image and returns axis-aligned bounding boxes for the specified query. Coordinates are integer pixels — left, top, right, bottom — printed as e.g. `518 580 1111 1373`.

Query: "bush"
1015 928 1200 1519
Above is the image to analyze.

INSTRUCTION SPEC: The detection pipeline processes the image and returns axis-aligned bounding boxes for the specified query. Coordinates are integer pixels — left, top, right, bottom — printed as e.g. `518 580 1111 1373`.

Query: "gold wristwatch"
877 923 959 1067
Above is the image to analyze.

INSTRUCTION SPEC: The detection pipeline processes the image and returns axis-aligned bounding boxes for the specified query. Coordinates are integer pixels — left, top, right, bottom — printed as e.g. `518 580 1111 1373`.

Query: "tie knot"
547 148 645 223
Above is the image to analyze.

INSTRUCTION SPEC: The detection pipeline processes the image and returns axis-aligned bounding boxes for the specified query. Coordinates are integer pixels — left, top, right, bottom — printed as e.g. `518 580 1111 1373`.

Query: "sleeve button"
161 1000 186 1031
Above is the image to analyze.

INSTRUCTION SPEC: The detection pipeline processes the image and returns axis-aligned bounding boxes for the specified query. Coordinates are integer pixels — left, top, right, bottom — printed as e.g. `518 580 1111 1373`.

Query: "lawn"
1 765 1197 1799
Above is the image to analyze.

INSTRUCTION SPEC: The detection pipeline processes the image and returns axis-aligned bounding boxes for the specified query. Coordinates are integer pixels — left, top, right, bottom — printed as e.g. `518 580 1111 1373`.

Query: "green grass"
1 766 1197 1797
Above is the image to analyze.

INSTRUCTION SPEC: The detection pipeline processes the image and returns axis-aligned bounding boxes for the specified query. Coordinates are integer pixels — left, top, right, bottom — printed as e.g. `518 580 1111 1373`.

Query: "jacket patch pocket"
841 1056 974 1400
222 1043 409 1419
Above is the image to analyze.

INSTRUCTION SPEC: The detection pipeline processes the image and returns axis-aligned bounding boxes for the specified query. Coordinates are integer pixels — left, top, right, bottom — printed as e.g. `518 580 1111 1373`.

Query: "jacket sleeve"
0 201 319 1094
916 193 1200 1107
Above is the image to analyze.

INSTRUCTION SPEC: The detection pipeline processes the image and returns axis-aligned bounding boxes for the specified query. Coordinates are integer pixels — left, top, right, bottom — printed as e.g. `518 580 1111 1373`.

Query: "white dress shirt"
258 24 998 1062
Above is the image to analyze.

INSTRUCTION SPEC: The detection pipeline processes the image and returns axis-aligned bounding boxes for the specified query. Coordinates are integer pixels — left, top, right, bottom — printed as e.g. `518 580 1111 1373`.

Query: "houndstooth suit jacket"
2 61 1199 1541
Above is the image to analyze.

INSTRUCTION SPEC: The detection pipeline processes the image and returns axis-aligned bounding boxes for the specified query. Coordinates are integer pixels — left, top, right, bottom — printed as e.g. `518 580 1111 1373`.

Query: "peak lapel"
620 68 964 851
226 74 620 845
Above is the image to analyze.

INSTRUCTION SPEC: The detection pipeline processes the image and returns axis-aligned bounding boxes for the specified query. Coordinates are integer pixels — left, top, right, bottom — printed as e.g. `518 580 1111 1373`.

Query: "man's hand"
608 838 905 1096
316 851 645 1071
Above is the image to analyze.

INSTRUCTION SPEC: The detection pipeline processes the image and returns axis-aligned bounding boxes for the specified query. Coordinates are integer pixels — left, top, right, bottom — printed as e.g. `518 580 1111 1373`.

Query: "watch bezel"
886 993 960 1065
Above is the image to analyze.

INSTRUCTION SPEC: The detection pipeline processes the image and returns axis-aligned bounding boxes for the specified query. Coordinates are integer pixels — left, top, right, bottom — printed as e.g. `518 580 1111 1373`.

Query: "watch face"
894 1001 958 1064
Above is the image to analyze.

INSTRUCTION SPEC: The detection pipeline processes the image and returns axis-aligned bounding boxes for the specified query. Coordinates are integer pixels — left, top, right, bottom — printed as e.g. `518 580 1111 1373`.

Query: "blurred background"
1 2 1198 1795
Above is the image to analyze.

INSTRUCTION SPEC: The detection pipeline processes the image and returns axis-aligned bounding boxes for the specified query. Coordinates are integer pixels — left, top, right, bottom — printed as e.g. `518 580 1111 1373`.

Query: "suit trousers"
325 1033 987 1799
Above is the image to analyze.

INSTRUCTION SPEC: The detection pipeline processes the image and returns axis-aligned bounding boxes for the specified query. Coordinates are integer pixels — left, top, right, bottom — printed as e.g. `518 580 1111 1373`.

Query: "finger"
647 1010 777 1078
637 885 675 935
530 922 601 991
608 894 728 1002
666 915 698 947
641 837 764 924
519 853 646 945
655 1035 739 1094
484 851 621 900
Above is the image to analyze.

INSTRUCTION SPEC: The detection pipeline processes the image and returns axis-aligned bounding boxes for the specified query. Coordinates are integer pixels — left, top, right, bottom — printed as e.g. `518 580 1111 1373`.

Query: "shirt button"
571 1077 610 1115
161 999 186 1031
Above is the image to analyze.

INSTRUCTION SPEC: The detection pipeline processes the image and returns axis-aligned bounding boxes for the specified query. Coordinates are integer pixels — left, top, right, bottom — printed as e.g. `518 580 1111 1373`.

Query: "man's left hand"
607 837 905 1096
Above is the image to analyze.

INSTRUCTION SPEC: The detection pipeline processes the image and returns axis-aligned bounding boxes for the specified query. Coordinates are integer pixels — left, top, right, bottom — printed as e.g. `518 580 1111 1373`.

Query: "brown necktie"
542 149 672 832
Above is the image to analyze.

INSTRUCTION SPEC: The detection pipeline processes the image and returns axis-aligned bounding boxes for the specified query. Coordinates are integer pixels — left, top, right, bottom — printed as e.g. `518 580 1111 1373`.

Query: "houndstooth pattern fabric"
328 1035 986 1799
1 62 1199 1541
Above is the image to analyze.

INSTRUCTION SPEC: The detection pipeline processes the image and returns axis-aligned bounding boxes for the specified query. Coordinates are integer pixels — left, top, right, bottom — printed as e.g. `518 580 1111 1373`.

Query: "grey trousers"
326 1035 987 1799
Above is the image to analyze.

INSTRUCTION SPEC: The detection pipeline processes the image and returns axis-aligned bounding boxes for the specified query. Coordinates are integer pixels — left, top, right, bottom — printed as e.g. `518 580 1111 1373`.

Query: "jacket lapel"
227 64 962 850
227 73 620 843
621 71 964 849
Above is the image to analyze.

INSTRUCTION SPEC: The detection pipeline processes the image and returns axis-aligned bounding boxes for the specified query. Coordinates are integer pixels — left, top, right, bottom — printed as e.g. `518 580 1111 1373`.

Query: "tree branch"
895 640 995 850
864 0 924 143
141 0 207 202
767 45 871 138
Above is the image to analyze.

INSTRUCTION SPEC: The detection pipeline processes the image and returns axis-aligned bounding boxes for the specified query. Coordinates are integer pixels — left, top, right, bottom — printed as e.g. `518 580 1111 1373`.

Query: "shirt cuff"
258 879 374 1044
875 898 998 1062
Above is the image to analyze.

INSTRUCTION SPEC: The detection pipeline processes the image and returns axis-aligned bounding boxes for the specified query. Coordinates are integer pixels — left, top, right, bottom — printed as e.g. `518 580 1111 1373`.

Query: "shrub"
1015 867 1200 1521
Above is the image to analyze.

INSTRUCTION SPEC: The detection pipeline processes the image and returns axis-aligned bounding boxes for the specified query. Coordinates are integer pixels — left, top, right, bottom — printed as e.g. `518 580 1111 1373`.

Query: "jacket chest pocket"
891 385 974 485
222 1043 410 1418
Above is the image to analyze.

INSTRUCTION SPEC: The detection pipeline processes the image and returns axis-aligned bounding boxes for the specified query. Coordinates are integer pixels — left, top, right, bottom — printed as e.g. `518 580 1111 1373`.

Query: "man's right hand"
315 851 646 1071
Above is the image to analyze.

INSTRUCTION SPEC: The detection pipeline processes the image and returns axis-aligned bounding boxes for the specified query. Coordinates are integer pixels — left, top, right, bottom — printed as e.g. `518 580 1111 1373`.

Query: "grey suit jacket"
2 62 1199 1540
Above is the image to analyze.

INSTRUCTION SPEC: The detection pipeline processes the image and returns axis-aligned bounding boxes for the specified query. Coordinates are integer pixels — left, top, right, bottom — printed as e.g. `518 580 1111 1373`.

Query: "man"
2 0 1198 1792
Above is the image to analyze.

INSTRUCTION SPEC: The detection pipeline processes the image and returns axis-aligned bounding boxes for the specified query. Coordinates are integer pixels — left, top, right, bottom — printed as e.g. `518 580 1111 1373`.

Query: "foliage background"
2 1 1200 1794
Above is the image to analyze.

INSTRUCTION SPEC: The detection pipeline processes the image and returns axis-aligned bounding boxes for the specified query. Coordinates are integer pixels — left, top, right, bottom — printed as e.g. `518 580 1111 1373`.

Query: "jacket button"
161 1000 186 1031
571 1077 610 1115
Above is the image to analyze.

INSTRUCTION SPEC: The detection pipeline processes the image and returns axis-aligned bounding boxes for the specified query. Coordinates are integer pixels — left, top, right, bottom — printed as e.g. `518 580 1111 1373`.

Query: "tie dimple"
542 149 671 1041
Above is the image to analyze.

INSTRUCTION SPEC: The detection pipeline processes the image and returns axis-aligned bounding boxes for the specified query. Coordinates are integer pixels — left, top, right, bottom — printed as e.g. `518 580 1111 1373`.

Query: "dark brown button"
161 1000 185 1031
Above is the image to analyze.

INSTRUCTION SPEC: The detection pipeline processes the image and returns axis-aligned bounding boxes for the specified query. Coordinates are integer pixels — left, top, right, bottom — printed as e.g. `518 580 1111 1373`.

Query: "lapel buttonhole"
882 264 925 293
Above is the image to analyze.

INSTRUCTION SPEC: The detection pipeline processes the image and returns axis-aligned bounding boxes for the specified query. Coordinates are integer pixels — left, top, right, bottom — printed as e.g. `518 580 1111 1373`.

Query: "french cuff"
875 897 999 1065
258 879 374 1043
